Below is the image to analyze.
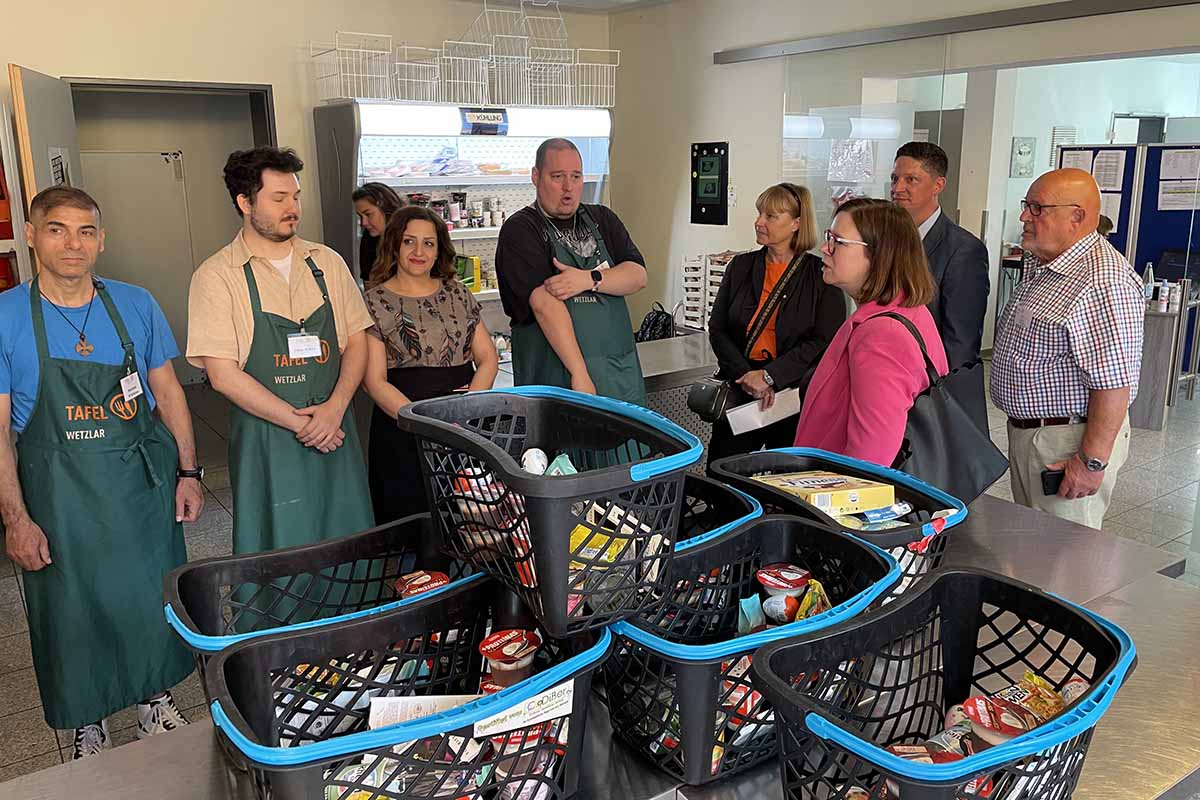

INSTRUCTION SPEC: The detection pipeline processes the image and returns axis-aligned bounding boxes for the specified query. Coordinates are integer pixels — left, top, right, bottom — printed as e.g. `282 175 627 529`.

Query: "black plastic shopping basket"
396 386 705 637
206 572 613 800
750 568 1137 800
711 448 967 599
602 515 900 785
165 514 460 697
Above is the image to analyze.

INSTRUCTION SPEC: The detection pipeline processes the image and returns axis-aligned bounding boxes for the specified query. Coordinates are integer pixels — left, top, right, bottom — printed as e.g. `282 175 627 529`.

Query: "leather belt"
1008 415 1087 429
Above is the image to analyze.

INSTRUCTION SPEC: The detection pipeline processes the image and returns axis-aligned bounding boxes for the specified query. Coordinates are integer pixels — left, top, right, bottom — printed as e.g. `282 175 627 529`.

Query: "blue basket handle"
492 386 704 481
770 448 969 533
213 627 613 767
802 601 1136 783
675 487 763 552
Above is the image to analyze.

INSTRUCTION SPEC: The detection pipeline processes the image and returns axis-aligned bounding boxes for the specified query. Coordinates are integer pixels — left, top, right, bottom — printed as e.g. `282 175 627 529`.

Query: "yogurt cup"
394 570 450 599
755 564 810 598
479 629 542 686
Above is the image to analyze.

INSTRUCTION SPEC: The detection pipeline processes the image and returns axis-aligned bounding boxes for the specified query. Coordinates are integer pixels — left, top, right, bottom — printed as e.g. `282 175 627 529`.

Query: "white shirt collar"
918 206 942 240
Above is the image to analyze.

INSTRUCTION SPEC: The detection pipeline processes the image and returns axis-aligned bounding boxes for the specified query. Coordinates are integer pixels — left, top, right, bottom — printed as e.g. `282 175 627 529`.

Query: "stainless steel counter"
6 493 1197 800
493 333 717 394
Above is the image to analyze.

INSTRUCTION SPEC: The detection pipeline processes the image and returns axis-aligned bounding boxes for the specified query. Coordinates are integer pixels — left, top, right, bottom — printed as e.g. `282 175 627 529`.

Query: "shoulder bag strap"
742 251 807 359
872 311 940 386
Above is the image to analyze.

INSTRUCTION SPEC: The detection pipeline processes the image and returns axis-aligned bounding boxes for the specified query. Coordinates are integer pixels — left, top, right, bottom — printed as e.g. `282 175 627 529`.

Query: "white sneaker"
136 692 189 739
71 720 110 759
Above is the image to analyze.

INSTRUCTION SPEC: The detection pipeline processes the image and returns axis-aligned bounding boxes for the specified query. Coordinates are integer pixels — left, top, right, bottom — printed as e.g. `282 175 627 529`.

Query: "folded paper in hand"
726 388 801 436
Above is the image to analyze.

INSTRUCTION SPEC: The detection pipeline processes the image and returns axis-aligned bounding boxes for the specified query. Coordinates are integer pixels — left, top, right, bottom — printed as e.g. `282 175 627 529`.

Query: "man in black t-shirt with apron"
495 138 648 406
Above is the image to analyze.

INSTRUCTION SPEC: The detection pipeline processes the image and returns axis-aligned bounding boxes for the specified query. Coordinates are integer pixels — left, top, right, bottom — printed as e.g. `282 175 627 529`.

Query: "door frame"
62 77 277 147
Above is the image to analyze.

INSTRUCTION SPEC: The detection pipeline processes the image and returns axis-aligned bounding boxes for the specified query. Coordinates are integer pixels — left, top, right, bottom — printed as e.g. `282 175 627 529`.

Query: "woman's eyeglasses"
824 229 871 252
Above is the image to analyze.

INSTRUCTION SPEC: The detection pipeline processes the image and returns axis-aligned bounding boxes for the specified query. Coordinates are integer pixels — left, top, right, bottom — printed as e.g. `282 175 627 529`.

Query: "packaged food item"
324 762 381 800
834 514 909 532
962 672 1065 746
751 471 895 516
792 578 832 620
763 593 801 624
859 501 914 523
756 564 811 597
737 595 767 635
521 448 549 475
480 676 507 695
546 453 578 476
480 629 542 686
394 570 450 599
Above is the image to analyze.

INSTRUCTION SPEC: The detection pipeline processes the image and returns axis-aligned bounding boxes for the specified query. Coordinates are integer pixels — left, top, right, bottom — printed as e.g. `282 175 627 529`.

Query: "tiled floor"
2 381 1200 782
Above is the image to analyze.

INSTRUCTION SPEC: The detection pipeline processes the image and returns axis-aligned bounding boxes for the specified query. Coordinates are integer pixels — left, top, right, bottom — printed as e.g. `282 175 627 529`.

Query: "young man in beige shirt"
187 147 375 554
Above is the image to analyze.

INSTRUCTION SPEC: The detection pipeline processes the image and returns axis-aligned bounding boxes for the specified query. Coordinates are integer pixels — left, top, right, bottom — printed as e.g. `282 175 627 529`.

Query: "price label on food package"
473 679 575 738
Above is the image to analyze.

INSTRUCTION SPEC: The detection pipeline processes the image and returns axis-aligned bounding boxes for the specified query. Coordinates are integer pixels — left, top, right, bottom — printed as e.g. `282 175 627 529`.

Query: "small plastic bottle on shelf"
1143 263 1155 300
1157 280 1171 313
1169 282 1183 313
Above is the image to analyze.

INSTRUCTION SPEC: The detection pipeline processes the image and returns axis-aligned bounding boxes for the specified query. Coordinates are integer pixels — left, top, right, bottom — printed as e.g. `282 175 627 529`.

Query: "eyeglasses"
1020 199 1082 217
824 229 871 252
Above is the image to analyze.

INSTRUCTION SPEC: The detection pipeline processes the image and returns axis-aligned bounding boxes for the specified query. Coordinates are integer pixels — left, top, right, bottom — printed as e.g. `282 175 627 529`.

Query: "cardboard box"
752 471 895 516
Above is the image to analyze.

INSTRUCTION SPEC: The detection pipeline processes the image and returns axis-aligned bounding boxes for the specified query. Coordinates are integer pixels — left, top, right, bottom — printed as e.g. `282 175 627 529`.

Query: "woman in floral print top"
362 206 499 524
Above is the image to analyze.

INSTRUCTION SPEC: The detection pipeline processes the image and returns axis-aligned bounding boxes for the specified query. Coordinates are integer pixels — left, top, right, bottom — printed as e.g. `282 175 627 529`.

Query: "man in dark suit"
892 141 991 430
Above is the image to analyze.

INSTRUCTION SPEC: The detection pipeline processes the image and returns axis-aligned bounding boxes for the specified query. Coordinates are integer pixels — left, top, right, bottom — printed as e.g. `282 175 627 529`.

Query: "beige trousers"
1007 415 1132 530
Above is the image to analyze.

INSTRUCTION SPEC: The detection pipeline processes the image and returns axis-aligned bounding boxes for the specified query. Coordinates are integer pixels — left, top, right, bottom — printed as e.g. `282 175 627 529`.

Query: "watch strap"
177 466 204 480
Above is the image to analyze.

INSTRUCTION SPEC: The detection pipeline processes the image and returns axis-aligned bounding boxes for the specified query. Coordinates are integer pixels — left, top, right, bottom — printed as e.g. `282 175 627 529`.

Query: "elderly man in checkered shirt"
991 168 1144 529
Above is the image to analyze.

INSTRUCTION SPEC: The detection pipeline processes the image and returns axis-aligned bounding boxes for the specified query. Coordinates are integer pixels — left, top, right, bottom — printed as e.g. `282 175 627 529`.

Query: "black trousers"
705 411 799 470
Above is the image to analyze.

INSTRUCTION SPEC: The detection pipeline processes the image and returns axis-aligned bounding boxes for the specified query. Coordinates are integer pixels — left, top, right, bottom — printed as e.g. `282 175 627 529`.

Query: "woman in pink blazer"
794 198 948 467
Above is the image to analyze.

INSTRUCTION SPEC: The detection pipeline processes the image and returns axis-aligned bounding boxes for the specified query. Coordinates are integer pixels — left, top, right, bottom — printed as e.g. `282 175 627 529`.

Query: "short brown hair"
368 206 457 286
535 138 581 171
895 141 949 179
837 198 935 308
29 186 101 223
755 183 818 253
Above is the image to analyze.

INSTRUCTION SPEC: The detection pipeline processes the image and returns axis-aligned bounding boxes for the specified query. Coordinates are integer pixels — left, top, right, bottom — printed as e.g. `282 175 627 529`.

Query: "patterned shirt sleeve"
1066 279 1144 391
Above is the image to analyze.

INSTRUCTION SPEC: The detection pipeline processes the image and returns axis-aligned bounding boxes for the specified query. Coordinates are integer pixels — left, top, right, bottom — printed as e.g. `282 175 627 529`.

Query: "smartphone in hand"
1041 468 1065 496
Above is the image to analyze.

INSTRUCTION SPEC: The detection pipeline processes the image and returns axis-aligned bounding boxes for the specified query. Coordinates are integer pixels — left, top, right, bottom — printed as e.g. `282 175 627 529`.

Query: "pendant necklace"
40 283 97 356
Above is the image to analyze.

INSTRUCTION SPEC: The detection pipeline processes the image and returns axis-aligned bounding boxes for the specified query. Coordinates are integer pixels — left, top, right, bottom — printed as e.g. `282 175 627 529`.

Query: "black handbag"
636 302 677 343
876 312 1008 505
687 252 805 423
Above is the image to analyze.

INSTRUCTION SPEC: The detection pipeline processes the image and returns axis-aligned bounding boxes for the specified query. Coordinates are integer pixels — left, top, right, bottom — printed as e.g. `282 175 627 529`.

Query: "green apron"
17 277 192 729
510 206 647 406
229 257 373 556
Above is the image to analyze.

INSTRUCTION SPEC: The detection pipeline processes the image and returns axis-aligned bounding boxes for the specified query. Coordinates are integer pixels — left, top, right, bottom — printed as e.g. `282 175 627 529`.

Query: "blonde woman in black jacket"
706 183 846 465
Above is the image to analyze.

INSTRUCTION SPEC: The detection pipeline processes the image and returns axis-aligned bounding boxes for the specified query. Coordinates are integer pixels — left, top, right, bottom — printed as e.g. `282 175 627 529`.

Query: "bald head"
1020 168 1102 262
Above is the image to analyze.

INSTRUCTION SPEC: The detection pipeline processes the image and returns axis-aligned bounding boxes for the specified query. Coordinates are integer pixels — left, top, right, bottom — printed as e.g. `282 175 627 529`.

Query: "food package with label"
751 471 895 517
961 672 1086 747
567 501 665 612
480 629 542 687
756 564 832 624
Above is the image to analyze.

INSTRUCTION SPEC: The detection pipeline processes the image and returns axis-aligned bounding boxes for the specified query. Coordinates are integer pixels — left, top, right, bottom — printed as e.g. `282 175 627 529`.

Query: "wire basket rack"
574 48 620 108
394 46 442 102
528 46 575 107
522 0 570 50
311 31 395 102
491 34 532 106
441 40 493 106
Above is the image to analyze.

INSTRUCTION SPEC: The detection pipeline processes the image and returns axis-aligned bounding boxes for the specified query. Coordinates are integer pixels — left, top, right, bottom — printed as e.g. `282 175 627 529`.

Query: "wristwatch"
177 466 205 480
1077 453 1106 472
762 371 775 388
590 269 603 291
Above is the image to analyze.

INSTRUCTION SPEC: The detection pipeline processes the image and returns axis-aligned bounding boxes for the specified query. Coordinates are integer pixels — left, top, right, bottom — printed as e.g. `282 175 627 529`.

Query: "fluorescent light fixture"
783 115 825 139
506 107 611 138
359 103 462 136
358 102 612 138
849 117 902 140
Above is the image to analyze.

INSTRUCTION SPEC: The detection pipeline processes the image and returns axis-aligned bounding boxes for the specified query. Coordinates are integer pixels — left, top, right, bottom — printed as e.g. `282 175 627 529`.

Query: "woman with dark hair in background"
353 182 405 282
705 182 845 465
361 206 498 523
793 198 947 467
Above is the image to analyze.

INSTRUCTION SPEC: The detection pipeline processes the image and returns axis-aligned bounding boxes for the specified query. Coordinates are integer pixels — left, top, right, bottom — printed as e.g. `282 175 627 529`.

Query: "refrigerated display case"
313 100 611 302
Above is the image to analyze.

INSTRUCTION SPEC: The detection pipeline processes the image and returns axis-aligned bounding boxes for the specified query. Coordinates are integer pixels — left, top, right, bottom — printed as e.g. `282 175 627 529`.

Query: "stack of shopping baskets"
163 386 1134 800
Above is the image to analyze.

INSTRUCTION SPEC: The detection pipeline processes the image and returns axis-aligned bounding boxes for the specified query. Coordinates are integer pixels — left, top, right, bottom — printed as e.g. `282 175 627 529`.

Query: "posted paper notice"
1061 150 1093 173
1161 150 1200 181
1099 193 1121 233
1159 180 1200 212
1092 151 1126 192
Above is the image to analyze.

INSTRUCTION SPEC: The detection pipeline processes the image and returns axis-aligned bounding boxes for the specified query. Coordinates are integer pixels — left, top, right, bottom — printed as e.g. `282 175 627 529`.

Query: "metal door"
80 150 202 384
7 65 82 206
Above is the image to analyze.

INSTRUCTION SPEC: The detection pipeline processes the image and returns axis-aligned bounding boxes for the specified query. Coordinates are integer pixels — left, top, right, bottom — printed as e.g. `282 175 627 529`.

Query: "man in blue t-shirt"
0 187 204 759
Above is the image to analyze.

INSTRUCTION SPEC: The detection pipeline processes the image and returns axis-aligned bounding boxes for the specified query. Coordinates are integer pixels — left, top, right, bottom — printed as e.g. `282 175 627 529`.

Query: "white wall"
609 0 1200 322
899 73 968 112
1 0 609 249
1002 57 1200 241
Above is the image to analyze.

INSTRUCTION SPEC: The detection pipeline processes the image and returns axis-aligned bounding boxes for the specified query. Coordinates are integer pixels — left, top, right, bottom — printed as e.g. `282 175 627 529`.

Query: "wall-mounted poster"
1010 137 1037 178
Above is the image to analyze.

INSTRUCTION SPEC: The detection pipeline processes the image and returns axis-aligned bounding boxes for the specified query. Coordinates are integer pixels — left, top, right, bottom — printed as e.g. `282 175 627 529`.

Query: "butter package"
752 471 895 516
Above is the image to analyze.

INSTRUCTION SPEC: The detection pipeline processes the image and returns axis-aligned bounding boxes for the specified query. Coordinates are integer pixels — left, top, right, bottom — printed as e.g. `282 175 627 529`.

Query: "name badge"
120 371 144 403
287 333 323 359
